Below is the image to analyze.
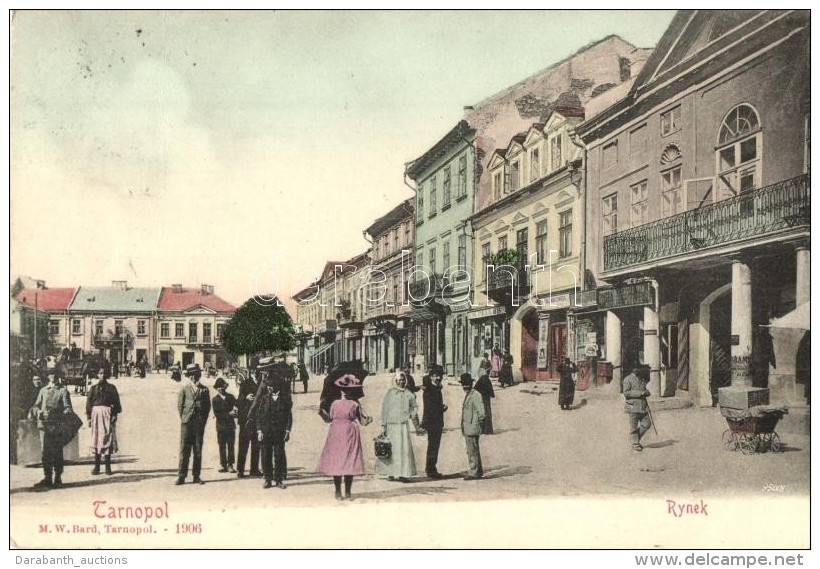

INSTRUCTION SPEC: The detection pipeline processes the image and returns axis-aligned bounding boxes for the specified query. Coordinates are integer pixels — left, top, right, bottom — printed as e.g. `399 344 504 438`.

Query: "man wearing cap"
623 364 652 452
212 377 238 473
255 362 293 489
460 373 485 480
176 364 211 485
31 369 73 488
236 367 262 478
421 365 447 479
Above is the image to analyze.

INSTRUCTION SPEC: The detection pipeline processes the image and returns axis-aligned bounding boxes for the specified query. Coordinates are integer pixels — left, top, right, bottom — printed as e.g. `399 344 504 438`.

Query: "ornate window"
716 104 761 200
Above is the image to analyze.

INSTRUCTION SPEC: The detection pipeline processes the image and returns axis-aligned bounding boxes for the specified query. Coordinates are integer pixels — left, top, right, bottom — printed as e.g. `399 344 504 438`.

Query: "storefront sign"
537 316 550 368
539 293 571 310
597 282 654 310
363 327 379 337
345 328 361 339
467 305 506 320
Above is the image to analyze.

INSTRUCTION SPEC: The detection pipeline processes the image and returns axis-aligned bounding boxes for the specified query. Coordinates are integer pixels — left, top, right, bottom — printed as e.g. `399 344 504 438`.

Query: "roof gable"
156 287 237 312
183 305 218 315
488 150 507 171
523 124 546 148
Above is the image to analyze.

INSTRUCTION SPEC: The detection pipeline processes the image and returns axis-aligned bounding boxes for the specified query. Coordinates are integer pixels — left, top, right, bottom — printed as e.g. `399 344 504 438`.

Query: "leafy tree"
221 297 295 357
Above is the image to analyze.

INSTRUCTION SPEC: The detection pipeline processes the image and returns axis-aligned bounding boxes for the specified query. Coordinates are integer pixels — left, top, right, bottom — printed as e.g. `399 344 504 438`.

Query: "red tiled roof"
14 288 76 312
157 287 236 312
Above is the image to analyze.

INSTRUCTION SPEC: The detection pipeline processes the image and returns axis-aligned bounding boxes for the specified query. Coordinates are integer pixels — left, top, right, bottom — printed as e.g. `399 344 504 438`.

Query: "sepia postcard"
7 9 811 553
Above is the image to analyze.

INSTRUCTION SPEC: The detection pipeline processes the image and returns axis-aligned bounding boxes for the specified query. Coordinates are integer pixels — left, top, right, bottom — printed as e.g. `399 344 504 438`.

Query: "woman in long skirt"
318 374 371 500
376 373 420 482
86 367 122 474
558 357 578 410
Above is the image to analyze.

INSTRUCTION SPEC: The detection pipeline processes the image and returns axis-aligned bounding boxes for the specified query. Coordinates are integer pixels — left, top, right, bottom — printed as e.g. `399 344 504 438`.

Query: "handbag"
373 433 392 459
60 410 84 447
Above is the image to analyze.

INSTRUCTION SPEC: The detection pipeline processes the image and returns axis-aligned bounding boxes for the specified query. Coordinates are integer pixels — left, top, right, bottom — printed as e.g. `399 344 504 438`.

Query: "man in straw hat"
176 364 210 485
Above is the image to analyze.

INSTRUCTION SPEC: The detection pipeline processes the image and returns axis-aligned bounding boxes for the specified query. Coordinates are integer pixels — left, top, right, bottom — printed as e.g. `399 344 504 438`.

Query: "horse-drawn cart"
721 406 787 454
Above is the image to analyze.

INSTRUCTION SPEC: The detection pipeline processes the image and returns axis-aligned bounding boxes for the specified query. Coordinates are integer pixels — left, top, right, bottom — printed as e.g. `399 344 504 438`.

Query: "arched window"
716 104 761 199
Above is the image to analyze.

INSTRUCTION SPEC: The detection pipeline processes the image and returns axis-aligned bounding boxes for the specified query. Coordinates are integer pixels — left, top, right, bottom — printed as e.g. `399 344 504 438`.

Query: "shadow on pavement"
351 485 456 501
643 439 678 449
11 469 179 494
481 465 532 479
491 427 521 435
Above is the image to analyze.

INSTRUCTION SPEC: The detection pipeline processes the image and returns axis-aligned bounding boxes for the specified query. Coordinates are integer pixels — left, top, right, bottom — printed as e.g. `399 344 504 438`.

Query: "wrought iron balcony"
603 175 810 272
408 273 448 303
484 260 531 305
315 319 338 335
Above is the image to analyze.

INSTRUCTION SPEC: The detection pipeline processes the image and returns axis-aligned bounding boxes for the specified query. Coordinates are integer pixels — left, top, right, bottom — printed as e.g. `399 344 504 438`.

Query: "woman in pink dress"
318 374 372 500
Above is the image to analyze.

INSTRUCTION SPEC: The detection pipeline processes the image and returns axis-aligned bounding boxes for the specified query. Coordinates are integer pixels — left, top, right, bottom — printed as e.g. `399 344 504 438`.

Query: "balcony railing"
603 175 810 272
484 260 531 305
408 273 449 303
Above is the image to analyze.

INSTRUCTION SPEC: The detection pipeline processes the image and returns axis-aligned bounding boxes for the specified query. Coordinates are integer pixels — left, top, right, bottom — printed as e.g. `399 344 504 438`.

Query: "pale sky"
9 10 676 310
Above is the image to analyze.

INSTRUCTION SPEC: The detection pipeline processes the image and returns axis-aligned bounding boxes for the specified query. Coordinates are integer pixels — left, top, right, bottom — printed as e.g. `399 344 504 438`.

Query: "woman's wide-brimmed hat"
334 374 362 389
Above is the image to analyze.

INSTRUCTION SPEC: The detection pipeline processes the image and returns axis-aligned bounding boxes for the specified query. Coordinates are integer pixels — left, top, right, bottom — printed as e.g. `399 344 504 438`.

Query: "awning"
764 302 810 330
311 343 334 360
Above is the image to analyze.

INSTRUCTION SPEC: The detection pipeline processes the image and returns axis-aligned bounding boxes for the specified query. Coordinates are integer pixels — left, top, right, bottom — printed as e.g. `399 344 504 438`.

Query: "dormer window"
530 147 541 182
493 171 503 201
551 135 563 171
509 160 520 192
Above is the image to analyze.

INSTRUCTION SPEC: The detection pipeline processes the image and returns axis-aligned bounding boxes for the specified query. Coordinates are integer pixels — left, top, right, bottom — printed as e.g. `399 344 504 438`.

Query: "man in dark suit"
255 361 293 489
421 365 447 479
236 368 262 478
211 377 237 473
176 364 211 485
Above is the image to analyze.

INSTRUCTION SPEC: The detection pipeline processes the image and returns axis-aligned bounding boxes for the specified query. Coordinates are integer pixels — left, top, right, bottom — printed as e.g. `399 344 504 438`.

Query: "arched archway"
510 301 539 382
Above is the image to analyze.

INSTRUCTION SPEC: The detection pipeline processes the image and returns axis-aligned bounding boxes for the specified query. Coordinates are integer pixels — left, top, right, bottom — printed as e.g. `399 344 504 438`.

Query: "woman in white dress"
376 373 421 482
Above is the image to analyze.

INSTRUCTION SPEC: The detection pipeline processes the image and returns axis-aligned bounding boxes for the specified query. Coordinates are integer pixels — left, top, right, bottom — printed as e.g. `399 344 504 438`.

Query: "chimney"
463 105 475 119
36 280 46 290
201 284 214 295
112 280 128 291
172 284 183 293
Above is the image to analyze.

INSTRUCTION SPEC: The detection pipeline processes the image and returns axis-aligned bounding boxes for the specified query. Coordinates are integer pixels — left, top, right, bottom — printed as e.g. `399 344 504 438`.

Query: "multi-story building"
155 284 236 370
461 35 649 381
295 259 362 374
363 199 414 372
577 10 810 405
472 107 590 382
334 252 369 365
406 121 477 377
68 281 161 367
